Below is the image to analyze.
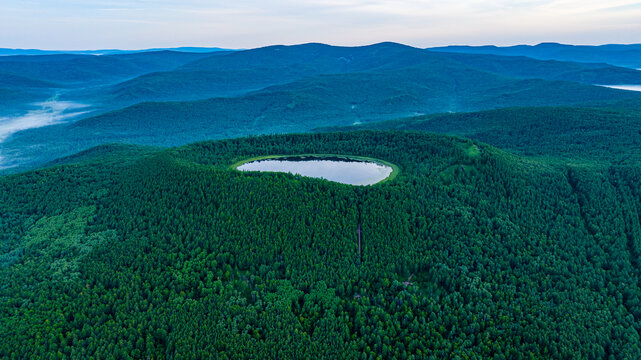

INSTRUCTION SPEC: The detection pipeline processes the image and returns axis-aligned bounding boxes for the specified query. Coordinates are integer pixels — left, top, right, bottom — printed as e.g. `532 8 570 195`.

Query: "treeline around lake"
2 131 641 359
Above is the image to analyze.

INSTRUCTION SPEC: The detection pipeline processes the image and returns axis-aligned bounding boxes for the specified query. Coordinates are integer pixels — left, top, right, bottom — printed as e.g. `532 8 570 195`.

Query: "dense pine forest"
317 105 641 163
3 41 641 359
2 131 641 359
4 42 641 170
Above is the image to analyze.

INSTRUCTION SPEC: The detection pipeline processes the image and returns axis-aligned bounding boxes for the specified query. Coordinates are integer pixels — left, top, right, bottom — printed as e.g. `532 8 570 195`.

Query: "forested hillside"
0 88 51 113
0 50 221 116
3 41 641 359
432 52 641 85
99 42 641 105
317 106 641 163
3 42 641 172
2 131 641 358
4 64 640 171
430 43 641 69
0 51 216 85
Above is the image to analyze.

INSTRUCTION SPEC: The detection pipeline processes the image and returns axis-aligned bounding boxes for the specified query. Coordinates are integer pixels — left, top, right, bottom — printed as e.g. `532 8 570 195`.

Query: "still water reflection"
237 156 393 185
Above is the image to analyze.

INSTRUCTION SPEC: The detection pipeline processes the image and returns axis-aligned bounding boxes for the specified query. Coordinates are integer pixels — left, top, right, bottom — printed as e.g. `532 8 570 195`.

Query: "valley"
2 43 641 171
0 98 89 169
2 41 641 359
0 99 88 142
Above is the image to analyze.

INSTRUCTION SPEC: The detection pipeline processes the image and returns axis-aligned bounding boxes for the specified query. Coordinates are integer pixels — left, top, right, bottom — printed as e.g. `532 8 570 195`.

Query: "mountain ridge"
94 42 641 106
4 61 639 170
430 42 641 68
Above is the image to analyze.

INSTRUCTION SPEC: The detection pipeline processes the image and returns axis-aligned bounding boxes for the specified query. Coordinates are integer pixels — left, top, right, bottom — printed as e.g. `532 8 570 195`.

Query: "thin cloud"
1 0 640 49
97 8 147 11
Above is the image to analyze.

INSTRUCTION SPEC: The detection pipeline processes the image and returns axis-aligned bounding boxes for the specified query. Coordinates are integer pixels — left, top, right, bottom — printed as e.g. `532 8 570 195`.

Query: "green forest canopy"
2 131 641 359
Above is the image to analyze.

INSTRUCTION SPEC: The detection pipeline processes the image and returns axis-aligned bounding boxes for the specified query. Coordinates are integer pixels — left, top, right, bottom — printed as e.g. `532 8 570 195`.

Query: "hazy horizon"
2 0 640 50
3 40 641 53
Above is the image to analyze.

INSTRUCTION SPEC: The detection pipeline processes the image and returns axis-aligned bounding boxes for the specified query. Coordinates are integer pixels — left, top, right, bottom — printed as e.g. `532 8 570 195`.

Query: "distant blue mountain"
5 56 640 168
97 42 641 106
0 51 220 85
3 41 641 168
430 43 641 69
0 47 234 56
0 50 229 115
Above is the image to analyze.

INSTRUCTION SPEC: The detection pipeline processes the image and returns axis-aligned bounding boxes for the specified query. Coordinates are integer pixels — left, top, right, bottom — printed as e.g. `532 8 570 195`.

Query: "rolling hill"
316 106 641 163
0 47 232 56
99 42 430 104
99 42 641 105
4 41 641 359
0 50 230 120
3 61 640 170
432 52 641 85
2 131 641 358
0 51 218 85
0 72 62 89
431 42 641 69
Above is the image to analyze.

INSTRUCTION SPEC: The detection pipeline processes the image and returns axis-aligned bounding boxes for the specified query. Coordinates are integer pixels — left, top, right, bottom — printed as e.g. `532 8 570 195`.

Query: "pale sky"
1 0 641 50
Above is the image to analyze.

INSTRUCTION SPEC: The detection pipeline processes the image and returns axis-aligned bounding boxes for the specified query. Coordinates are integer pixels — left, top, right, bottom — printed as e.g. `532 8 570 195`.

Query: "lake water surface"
599 85 641 92
237 156 394 185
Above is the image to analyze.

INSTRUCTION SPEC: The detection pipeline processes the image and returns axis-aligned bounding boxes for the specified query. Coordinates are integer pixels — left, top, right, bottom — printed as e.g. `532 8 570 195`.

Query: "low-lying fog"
0 100 88 142
0 99 89 169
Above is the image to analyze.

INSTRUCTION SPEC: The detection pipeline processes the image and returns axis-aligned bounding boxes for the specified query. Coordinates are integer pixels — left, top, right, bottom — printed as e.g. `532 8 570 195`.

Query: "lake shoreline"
596 84 641 92
233 154 399 185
